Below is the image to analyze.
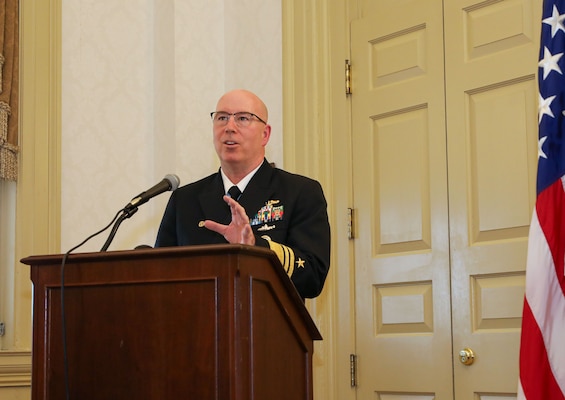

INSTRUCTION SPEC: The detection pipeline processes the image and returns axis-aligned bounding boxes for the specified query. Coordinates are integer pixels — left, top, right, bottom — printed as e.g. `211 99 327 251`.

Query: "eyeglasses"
210 111 267 127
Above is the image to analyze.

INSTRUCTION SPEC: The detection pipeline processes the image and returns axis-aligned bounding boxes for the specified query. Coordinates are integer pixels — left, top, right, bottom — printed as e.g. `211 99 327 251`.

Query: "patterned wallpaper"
61 0 283 252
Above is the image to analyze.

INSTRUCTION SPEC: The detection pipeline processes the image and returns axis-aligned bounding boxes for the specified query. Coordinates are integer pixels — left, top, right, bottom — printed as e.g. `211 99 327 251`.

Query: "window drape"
0 0 18 182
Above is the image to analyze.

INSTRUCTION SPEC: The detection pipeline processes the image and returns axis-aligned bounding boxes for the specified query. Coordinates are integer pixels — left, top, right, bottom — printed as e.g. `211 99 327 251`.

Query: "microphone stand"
100 207 138 251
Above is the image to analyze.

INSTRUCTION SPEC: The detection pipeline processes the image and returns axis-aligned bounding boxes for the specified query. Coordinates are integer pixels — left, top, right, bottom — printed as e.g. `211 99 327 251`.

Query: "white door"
351 0 453 397
351 0 541 398
444 0 541 397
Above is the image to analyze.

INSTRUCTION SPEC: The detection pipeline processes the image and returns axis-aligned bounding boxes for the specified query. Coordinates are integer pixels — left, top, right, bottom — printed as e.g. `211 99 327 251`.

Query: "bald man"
155 89 330 298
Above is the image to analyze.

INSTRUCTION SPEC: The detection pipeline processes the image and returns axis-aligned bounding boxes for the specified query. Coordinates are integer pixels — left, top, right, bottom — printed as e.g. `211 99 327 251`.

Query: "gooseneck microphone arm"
100 207 139 252
99 174 180 252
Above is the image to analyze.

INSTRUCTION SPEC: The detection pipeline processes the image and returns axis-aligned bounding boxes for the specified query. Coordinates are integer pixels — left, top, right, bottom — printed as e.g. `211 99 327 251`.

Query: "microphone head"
164 174 180 191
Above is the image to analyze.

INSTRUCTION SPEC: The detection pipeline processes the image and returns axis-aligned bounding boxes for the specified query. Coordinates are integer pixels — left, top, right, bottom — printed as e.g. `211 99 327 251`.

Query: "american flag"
518 0 565 399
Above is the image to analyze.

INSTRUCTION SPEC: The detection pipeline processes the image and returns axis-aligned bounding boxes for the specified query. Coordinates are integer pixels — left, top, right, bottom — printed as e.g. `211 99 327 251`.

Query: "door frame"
282 1 357 399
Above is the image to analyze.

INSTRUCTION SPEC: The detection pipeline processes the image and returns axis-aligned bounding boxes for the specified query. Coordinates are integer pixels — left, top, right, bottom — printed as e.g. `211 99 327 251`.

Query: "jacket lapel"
198 173 231 224
239 160 276 219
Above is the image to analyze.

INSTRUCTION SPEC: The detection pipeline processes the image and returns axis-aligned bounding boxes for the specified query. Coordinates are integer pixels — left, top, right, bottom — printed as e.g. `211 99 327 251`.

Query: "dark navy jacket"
155 159 331 298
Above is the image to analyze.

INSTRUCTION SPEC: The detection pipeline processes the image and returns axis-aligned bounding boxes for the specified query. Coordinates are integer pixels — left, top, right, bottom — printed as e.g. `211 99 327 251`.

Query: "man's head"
211 89 271 181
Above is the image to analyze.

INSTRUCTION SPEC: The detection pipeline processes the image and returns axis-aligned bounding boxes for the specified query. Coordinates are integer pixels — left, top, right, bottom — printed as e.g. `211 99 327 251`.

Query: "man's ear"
262 124 271 145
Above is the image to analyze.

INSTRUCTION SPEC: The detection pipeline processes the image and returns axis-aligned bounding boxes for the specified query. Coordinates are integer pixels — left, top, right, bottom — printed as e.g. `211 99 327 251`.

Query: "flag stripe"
526 180 565 393
522 200 565 395
519 300 564 400
536 179 565 296
520 199 565 399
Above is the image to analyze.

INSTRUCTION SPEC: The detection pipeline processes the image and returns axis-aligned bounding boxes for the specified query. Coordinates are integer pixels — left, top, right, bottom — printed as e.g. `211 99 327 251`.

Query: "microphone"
124 174 180 211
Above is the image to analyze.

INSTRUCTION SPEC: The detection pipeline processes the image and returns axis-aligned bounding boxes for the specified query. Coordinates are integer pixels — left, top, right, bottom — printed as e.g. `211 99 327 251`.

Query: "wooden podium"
21 244 322 400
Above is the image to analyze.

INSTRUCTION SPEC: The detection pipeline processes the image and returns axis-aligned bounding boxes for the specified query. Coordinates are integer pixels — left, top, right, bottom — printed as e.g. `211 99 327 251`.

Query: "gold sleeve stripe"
264 239 295 277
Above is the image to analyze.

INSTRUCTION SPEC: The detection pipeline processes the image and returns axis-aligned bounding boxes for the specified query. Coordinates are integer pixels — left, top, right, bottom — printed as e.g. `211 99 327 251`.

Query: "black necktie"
227 185 242 201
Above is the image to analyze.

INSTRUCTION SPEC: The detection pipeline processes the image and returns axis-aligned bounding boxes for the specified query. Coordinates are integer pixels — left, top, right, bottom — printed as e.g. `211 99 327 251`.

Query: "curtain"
0 0 18 181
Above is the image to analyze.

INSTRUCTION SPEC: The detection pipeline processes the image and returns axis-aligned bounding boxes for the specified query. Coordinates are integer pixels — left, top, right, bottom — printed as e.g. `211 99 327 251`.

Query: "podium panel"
22 244 321 400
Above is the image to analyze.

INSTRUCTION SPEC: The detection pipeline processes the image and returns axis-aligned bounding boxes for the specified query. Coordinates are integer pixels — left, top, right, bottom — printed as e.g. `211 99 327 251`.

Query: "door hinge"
0 322 5 337
347 208 355 239
350 353 357 387
345 59 352 95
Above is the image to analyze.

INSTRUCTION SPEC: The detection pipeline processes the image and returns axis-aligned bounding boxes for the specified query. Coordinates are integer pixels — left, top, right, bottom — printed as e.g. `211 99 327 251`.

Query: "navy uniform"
155 159 331 299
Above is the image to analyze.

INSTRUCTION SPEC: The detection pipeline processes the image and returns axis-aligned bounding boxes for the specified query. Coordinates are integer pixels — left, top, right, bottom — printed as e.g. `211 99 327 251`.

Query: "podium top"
21 243 278 265
21 243 322 340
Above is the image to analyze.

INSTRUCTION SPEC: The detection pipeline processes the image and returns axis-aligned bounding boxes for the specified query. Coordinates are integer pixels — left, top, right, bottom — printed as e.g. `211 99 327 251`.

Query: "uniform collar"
220 162 263 195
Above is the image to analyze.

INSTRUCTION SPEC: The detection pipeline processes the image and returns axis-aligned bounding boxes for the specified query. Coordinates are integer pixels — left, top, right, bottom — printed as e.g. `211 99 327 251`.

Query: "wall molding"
14 0 62 344
0 0 61 393
0 351 31 387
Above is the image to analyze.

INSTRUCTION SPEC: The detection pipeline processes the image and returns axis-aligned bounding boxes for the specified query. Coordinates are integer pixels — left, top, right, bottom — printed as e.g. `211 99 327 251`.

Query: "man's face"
212 91 270 170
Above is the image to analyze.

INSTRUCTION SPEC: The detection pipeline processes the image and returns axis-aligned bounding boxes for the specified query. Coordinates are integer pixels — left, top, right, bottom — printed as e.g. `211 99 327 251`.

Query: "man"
155 89 330 298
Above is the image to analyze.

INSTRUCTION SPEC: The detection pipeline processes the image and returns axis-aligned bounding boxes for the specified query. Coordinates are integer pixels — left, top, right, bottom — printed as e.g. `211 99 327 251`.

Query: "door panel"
351 0 452 397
